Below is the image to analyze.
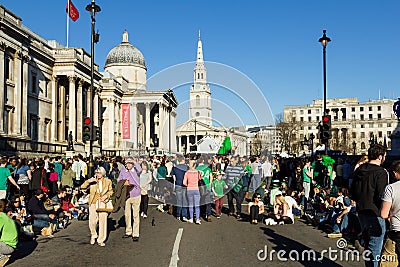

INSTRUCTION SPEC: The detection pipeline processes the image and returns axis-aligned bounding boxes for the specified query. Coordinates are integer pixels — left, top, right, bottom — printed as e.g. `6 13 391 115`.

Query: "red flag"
66 1 79 21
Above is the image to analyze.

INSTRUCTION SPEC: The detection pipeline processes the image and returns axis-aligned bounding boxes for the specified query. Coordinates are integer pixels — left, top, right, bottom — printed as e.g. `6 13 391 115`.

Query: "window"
31 74 37 94
308 117 311 122
361 132 365 138
352 115 356 120
197 73 200 79
378 131 382 138
361 124 364 128
369 106 372 111
300 127 304 130
308 126 312 130
388 131 392 136
308 110 311 114
29 114 38 140
378 106 381 111
377 114 381 119
196 95 200 106
360 114 364 120
316 116 320 121
388 123 392 127
352 132 356 138
369 114 373 119
300 110 304 115
351 107 355 112
360 107 364 111
195 112 200 117
300 117 304 122
361 142 366 149
300 134 304 139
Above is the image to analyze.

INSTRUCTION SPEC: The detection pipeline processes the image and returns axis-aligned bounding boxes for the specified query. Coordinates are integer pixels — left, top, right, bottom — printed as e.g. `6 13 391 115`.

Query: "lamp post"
352 141 356 155
319 29 331 155
86 0 100 179
309 133 315 157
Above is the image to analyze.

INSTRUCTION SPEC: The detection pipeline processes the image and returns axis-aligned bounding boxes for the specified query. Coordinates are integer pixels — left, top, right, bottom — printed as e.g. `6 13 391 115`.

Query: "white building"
176 33 247 156
283 97 398 155
100 30 178 156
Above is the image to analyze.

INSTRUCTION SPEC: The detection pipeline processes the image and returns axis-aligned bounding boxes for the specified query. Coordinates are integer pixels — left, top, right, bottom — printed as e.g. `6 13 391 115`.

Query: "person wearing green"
302 159 313 202
0 199 18 266
211 171 227 218
0 158 20 200
196 157 213 222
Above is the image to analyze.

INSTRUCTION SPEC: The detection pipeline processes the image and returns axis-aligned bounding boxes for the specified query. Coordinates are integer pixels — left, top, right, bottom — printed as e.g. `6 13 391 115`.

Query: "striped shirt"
224 165 244 187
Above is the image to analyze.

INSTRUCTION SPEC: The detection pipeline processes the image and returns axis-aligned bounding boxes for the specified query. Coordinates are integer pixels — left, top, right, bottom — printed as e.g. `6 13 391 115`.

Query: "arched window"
361 142 366 149
195 112 200 117
196 95 200 106
201 73 203 79
197 73 200 79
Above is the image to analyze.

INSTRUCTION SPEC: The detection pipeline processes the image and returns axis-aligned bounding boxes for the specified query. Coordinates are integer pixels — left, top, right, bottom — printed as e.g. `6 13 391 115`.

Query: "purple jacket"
117 163 142 198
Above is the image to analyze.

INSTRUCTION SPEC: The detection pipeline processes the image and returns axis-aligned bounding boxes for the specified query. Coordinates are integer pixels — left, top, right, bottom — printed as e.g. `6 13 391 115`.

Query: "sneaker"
141 212 144 217
143 214 147 218
182 217 189 222
270 220 277 225
279 221 285 225
217 216 221 219
187 219 194 223
0 255 10 267
90 237 96 245
195 219 201 225
328 232 342 238
98 242 105 247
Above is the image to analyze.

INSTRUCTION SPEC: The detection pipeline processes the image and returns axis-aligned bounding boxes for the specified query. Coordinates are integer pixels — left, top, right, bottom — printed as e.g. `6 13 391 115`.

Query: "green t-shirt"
212 179 227 197
0 213 18 248
302 166 311 183
244 164 252 174
53 162 63 181
0 166 11 190
196 165 212 190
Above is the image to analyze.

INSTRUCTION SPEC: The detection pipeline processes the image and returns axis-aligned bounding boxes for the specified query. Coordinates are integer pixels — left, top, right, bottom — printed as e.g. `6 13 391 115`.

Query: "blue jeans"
332 213 349 233
187 190 200 220
358 214 386 267
251 174 261 193
175 186 188 219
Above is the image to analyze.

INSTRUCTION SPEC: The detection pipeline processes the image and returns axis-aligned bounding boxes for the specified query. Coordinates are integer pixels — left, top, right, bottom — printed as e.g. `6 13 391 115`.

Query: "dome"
105 30 146 69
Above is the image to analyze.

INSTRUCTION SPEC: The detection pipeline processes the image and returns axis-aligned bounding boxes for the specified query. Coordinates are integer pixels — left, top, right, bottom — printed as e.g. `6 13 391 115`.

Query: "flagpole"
66 0 70 48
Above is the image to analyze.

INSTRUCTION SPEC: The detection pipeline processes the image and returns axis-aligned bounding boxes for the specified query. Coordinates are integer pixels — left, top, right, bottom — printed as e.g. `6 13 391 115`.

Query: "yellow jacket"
81 178 113 205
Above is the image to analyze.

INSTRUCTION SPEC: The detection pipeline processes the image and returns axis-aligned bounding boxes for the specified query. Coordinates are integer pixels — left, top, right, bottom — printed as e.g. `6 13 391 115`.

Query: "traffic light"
321 115 332 141
83 117 92 142
93 126 101 141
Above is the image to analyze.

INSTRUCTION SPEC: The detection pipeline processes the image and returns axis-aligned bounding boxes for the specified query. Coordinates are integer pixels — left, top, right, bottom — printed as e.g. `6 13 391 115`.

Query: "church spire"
194 30 206 83
196 30 204 63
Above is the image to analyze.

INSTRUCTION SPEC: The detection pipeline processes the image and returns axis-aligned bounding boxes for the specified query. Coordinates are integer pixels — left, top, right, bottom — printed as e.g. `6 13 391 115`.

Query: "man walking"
351 144 388 267
171 156 189 221
118 157 142 242
225 156 245 219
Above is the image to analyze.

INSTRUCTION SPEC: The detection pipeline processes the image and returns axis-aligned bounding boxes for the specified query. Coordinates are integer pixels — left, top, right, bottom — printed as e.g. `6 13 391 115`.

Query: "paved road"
8 205 364 267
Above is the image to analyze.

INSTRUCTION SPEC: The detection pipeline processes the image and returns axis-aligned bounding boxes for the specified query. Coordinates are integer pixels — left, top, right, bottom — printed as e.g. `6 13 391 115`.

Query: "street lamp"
86 0 101 179
352 141 356 155
319 29 331 155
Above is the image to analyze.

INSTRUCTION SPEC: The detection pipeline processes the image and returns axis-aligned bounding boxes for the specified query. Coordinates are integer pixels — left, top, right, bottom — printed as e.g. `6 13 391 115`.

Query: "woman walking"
183 160 202 224
15 158 30 196
140 161 152 218
81 167 113 247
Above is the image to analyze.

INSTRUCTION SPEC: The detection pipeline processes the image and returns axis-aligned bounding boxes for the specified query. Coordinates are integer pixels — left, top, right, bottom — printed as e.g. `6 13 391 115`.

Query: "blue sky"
2 0 400 126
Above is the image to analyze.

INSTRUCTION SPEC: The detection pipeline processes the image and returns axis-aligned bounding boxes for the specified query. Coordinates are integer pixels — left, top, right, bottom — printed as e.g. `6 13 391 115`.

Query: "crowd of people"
0 143 399 266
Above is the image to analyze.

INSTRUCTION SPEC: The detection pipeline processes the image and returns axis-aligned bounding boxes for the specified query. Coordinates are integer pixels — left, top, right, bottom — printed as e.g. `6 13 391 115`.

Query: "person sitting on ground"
285 189 301 218
272 194 294 225
248 193 265 224
0 199 18 267
327 187 352 238
27 189 58 231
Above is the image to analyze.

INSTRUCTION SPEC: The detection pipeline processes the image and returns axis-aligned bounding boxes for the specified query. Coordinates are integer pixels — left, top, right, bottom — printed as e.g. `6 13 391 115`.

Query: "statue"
394 98 400 120
67 131 74 151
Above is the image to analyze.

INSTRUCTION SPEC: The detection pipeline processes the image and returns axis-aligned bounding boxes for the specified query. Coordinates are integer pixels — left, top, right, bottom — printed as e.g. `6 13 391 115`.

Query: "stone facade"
284 97 398 155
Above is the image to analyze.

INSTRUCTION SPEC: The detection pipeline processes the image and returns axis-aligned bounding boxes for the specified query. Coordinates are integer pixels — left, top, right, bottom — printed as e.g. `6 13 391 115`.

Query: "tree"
275 112 300 154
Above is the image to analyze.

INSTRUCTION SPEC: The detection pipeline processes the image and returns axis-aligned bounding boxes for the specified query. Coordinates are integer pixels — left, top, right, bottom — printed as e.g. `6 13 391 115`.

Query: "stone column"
51 76 59 141
13 51 22 135
21 53 29 137
59 85 66 141
76 80 83 141
178 133 181 153
107 98 115 148
68 76 76 140
158 103 164 149
131 102 137 149
145 102 151 149
0 42 5 133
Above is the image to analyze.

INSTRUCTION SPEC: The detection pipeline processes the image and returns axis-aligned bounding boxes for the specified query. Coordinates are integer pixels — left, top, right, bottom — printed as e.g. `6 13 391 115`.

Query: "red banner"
122 104 130 139
66 1 79 21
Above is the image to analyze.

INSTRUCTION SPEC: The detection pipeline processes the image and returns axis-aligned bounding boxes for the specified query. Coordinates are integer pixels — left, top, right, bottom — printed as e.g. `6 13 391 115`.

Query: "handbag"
96 198 113 213
40 174 49 193
198 172 208 197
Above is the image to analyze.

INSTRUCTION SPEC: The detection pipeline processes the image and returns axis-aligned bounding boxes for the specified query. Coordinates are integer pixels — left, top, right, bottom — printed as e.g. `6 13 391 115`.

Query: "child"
211 170 227 219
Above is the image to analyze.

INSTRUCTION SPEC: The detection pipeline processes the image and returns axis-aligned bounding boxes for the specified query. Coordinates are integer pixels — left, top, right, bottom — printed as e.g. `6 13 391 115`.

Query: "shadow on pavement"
8 240 38 265
261 227 343 267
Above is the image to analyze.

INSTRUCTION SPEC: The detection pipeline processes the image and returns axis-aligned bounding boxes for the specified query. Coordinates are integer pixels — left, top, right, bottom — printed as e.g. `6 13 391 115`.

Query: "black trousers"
227 189 244 215
387 230 400 260
250 205 263 222
140 194 149 215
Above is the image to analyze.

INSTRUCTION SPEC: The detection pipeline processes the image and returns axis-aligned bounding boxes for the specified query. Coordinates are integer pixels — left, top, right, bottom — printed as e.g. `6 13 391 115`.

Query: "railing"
0 136 68 155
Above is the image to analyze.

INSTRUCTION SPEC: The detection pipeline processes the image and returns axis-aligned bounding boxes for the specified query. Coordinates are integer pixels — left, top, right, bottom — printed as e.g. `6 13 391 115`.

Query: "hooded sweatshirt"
351 162 389 217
